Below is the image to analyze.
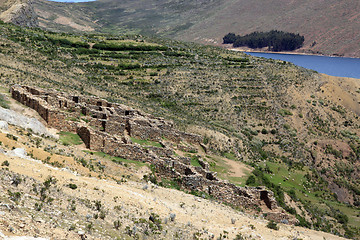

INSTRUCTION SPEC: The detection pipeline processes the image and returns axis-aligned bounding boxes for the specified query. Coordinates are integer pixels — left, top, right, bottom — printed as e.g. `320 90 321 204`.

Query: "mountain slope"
0 112 346 240
32 0 360 57
0 0 38 27
0 21 359 237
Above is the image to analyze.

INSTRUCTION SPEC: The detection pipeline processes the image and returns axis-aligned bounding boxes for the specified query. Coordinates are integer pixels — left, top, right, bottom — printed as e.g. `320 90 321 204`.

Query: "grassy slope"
0 21 359 237
33 0 360 57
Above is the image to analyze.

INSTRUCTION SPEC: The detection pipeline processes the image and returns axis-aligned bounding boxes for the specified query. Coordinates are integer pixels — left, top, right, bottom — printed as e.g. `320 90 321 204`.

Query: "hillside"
32 0 360 57
0 20 359 238
0 104 346 240
0 0 38 27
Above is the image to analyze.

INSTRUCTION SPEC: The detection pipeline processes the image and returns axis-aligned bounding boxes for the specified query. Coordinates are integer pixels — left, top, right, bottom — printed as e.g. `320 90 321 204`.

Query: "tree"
224 30 304 51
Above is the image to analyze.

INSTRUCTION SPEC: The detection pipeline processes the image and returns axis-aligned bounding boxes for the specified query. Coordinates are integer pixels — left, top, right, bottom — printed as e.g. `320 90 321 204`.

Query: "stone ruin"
10 85 298 224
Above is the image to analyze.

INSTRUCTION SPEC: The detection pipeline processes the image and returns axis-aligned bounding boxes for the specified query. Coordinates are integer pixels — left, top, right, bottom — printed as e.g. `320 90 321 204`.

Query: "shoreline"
226 46 360 80
225 46 360 59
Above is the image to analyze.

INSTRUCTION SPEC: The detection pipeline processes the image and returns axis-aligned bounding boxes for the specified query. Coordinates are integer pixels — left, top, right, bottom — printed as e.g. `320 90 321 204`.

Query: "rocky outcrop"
0 0 38 28
10 85 298 224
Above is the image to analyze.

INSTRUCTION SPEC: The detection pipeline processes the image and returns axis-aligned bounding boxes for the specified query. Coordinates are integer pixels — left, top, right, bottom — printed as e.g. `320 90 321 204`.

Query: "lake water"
47 0 95 2
247 52 360 79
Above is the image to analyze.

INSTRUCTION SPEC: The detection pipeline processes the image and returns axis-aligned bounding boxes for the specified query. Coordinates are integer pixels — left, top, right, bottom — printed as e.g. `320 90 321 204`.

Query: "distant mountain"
32 0 360 57
0 0 38 27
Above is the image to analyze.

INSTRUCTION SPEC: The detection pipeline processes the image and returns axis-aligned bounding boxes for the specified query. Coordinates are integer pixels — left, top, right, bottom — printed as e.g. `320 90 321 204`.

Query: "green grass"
190 155 202 167
159 178 181 190
0 94 10 109
277 109 293 116
254 161 360 229
59 132 83 145
85 151 148 169
221 151 237 160
130 137 163 148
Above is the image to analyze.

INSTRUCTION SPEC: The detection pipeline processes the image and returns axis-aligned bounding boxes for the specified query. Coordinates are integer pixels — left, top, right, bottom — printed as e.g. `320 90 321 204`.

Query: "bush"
266 221 279 230
1 160 9 166
278 109 293 116
0 94 10 109
270 129 277 134
68 183 78 190
114 220 121 229
246 175 256 185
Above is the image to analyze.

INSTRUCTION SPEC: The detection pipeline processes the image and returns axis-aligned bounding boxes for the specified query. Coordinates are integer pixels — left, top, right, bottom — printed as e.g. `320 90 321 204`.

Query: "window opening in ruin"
73 96 79 103
125 110 130 116
125 120 131 135
206 172 215 180
101 121 106 132
260 191 272 209
97 101 102 106
185 168 194 176
59 101 62 108
81 107 87 116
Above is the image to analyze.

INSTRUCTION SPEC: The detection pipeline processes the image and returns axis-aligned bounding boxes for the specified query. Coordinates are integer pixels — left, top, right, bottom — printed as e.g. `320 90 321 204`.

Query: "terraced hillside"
0 21 359 238
33 0 360 57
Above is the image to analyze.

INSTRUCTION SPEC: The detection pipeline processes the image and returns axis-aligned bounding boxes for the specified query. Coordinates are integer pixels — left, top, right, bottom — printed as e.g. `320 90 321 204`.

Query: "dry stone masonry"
10 85 297 224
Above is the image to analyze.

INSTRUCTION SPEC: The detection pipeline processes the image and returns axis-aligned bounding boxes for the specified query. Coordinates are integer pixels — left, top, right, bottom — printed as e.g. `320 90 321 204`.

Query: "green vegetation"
159 178 181 190
0 94 10 109
6 133 18 141
190 155 202 167
59 132 83 146
246 160 360 235
34 0 359 58
266 221 279 230
68 183 78 190
85 151 148 169
1 160 9 167
224 30 304 51
277 109 293 116
130 137 163 148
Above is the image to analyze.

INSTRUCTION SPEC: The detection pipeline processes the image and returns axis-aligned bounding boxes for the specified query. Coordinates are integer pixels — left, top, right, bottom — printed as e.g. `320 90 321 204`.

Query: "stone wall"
11 85 203 143
10 85 297 225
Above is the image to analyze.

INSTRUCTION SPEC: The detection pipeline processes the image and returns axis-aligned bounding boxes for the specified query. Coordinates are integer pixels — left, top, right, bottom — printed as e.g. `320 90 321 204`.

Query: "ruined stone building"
11 85 297 224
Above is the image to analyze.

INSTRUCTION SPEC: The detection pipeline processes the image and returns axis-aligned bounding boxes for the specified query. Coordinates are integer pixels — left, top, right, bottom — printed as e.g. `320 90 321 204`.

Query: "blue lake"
47 0 95 2
247 52 360 79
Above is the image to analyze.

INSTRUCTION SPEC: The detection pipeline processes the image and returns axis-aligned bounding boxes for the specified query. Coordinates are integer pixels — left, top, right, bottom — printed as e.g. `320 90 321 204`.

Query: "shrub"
278 109 293 116
266 221 279 230
1 160 9 166
246 175 256 185
114 220 121 230
0 94 10 109
68 183 78 190
6 134 18 141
